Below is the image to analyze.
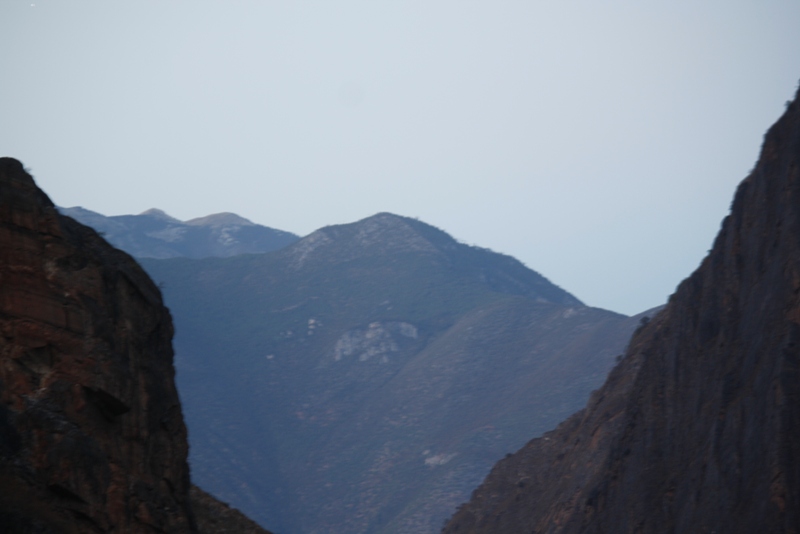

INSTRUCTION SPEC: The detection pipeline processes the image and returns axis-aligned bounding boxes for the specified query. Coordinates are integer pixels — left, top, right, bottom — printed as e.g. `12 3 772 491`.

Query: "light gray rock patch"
333 321 418 363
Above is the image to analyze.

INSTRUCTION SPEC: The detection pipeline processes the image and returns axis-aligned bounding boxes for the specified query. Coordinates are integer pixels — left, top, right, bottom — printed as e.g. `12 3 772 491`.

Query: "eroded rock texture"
443 87 800 533
0 158 194 533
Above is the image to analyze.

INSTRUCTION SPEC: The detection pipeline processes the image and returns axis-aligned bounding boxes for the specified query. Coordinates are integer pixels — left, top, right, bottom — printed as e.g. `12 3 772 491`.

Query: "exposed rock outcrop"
442 88 800 532
0 157 195 532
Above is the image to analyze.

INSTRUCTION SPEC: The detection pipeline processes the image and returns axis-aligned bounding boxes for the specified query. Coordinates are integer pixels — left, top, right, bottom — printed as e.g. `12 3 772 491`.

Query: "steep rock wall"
0 158 194 533
443 86 800 533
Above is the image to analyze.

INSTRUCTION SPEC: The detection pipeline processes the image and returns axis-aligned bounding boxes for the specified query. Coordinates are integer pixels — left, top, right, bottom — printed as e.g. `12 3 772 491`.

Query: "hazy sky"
2 1 799 315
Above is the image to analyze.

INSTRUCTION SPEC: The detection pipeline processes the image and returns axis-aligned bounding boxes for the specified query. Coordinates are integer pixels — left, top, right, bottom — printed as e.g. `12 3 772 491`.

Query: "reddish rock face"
443 87 800 534
0 158 194 532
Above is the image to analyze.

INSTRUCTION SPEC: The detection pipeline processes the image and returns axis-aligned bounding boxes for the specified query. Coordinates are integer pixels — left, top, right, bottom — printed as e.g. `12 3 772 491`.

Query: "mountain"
142 212 649 533
0 158 271 533
59 206 298 259
441 88 800 532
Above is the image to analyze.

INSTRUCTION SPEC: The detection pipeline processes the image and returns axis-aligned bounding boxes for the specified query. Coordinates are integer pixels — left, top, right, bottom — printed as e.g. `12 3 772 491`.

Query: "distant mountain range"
135 212 651 533
58 206 299 259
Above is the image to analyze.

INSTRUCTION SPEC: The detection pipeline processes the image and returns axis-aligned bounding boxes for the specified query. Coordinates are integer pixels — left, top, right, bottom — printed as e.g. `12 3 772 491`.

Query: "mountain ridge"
279 212 582 307
59 205 298 260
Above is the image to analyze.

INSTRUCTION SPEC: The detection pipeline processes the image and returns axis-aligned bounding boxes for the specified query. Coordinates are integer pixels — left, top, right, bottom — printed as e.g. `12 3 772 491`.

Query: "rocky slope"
143 213 649 534
59 206 298 259
442 88 800 532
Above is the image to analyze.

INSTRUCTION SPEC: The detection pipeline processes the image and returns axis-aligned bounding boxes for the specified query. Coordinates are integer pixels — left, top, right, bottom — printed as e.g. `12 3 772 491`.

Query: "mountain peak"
282 211 581 306
361 211 413 224
283 213 445 270
351 212 442 253
140 207 181 222
185 212 256 227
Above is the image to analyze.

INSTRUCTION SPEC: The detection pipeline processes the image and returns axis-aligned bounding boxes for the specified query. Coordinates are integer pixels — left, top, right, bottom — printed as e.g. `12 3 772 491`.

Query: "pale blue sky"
2 1 799 314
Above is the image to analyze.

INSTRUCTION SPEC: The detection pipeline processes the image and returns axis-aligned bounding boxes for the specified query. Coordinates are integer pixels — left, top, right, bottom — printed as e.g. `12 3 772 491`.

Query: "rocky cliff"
0 157 200 533
442 88 800 533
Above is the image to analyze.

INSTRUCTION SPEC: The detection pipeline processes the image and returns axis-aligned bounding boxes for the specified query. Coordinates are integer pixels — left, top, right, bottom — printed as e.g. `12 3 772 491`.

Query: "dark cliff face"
443 87 800 534
0 158 194 532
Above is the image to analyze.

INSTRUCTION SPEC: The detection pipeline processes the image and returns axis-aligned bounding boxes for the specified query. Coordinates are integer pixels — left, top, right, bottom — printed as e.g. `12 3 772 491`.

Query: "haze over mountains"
143 214 648 533
34 85 800 534
5 83 798 532
0 35 796 529
60 205 649 532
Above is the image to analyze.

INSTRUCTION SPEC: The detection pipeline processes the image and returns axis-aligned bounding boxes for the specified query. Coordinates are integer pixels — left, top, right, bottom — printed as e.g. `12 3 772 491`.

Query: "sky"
1 1 799 315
